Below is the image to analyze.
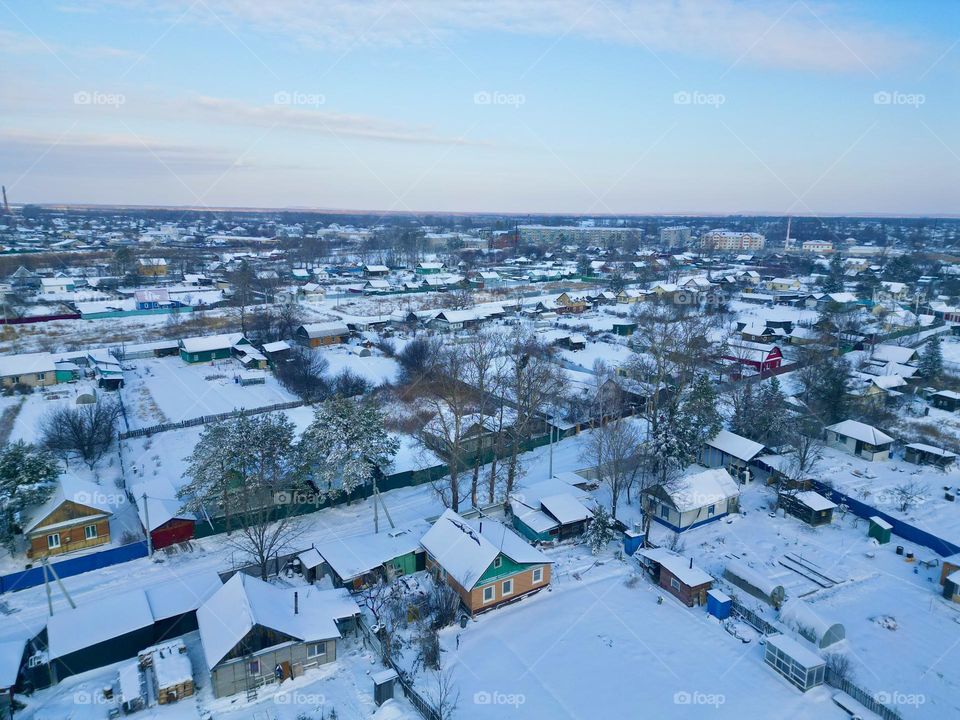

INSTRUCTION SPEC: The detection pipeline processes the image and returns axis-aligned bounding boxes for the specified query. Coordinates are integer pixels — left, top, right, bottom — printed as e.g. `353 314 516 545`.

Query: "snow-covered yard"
317 345 400 385
123 357 299 428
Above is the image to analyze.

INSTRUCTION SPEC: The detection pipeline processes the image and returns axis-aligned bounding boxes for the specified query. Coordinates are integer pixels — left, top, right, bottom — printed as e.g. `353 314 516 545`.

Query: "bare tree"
462 332 506 507
892 479 926 513
275 346 329 400
226 513 304 581
584 417 643 519
432 667 460 720
40 397 122 469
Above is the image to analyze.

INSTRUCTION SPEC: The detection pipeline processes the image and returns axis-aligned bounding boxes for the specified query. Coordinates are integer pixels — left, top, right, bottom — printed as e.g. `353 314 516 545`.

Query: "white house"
824 420 894 461
643 466 741 532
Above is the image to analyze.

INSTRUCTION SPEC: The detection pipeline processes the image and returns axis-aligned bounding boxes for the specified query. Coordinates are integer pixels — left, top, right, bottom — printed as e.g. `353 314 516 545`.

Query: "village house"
824 420 894 461
0 352 58 389
178 333 250 364
637 547 713 607
304 523 427 590
197 573 358 698
643 466 741 533
778 491 836 527
420 509 553 615
137 258 168 277
699 430 765 481
508 476 594 543
23 476 113 559
295 322 349 347
415 261 444 275
721 341 783 376
362 264 390 277
767 277 802 292
40 277 76 294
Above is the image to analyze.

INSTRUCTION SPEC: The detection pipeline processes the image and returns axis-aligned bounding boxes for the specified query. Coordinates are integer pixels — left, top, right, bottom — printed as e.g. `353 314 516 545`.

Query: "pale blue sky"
1 1 958 215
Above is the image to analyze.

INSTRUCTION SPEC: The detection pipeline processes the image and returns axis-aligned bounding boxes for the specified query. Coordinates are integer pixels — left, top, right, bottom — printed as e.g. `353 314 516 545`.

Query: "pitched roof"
705 430 765 462
825 419 893 446
638 547 713 587
23 476 114 533
178 332 247 354
666 467 740 512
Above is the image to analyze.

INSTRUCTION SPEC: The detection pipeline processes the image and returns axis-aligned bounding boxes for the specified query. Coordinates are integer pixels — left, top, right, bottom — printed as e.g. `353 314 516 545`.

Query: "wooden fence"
119 400 307 439
826 670 904 720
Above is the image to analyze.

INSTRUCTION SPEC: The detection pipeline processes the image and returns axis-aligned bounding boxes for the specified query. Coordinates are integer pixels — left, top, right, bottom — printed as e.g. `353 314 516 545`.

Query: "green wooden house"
178 333 250 364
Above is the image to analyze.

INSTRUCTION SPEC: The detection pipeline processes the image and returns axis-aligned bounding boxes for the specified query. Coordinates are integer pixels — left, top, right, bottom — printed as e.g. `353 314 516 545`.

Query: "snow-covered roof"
143 640 192 689
420 509 551 591
765 634 823 670
705 430 765 462
870 344 915 365
197 574 350 669
779 599 844 646
48 589 155 659
825 419 893 446
0 639 24 688
869 515 893 530
313 523 427 582
540 493 593 525
792 491 837 512
178 332 247 354
299 321 349 338
0 351 56 379
905 442 957 459
639 547 713 587
117 661 142 705
145 571 223 621
262 340 291 353
666 467 740 512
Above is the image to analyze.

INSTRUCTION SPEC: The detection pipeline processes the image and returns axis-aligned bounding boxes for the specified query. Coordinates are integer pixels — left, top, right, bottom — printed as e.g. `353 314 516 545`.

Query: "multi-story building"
659 226 691 246
801 240 833 253
518 225 641 246
699 230 765 252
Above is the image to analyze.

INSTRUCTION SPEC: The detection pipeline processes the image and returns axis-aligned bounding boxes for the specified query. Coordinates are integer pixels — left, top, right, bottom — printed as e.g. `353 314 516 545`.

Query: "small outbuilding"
706 589 731 620
868 516 893 544
779 599 845 648
932 390 960 412
824 420 894 461
637 547 713 607
904 443 957 468
763 634 825 692
723 559 786 609
700 430 765 480
779 491 836 527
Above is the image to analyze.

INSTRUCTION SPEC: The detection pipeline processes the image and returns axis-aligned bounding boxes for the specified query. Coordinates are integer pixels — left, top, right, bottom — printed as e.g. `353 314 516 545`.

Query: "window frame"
247 659 261 675
307 641 326 658
532 567 543 584
84 524 98 540
47 533 61 549
502 578 514 597
482 585 495 604
492 556 502 569
670 577 681 591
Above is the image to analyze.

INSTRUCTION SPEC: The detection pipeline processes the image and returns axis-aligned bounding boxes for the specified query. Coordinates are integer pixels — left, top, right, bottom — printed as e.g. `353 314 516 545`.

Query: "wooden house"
508 477 593 543
643 467 740 533
931 390 960 412
197 574 358 698
294 322 349 347
137 258 168 277
824 420 893 461
637 547 713 607
307 524 427 590
554 292 587 314
420 510 553 615
904 443 957 468
362 264 390 277
778 491 836 526
178 333 250 364
721 341 783 375
0 352 58 389
23 477 113 558
700 430 765 480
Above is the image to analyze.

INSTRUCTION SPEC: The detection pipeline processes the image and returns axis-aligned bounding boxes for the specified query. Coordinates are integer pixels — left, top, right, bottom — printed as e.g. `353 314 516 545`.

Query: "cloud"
0 29 134 60
104 0 917 73
189 95 487 146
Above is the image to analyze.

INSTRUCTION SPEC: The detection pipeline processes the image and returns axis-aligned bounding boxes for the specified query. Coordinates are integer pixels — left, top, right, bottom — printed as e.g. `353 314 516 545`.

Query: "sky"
1 0 959 216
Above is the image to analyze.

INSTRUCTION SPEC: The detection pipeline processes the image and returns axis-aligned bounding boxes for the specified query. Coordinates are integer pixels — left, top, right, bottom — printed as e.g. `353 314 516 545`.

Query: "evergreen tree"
585 504 614 554
682 374 722 448
919 335 944 381
730 384 755 438
300 398 400 499
821 254 845 293
0 442 59 547
754 376 788 444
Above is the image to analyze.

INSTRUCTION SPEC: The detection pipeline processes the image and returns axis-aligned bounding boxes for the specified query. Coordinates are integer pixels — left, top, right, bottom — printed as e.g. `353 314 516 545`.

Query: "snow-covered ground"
318 345 400 385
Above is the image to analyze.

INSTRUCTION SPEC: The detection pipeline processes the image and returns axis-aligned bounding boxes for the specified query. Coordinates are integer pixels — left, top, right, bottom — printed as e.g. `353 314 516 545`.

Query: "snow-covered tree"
0 442 59 547
681 373 722 448
585 504 614 554
919 335 944 381
300 398 399 499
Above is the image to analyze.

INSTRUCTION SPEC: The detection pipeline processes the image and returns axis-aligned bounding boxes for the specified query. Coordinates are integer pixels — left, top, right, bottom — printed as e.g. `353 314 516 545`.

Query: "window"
482 586 495 603
10 376 19 385
493 556 502 569
660 505 671 519
708 505 716 516
532 567 543 584
37 373 45 381
307 641 327 658
47 533 61 549
84 525 98 540
248 660 261 675
670 577 681 591
502 579 513 597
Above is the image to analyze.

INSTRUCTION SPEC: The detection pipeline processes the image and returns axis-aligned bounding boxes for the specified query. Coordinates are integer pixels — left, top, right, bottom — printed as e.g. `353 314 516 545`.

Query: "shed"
723 560 786 609
373 668 399 706
932 390 960 412
700 430 764 478
117 661 145 713
764 634 825 691
904 443 957 468
779 491 836 527
622 528 644 556
779 600 845 648
637 547 713 607
868 516 892 544
706 589 731 620
944 570 960 603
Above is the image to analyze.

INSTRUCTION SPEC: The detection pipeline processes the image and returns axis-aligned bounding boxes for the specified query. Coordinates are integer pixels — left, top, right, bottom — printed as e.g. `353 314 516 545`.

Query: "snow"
147 640 192 689
116 660 142 704
765 634 824 670
792 491 837 512
706 429 765 462
0 351 55 378
538 493 592 524
317 345 399 385
47 588 155 659
312 521 428 582
178 333 246 354
669 467 740 513
0 639 24 688
639 547 713 586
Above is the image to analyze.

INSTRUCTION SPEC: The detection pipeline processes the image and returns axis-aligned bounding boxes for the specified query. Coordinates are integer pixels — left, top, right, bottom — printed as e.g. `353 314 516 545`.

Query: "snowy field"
317 344 400 385
123 356 299 428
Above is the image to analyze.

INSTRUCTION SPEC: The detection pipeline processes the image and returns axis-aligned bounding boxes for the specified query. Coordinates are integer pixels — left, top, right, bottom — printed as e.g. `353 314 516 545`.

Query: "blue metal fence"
810 480 960 557
0 541 149 593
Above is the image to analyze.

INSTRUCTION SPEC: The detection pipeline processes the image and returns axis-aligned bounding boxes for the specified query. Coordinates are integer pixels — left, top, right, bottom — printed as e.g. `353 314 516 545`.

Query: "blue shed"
622 529 645 556
706 589 731 620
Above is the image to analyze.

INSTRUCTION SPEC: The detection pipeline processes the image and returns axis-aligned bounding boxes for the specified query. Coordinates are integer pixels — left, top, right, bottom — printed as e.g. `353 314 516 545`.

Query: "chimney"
689 558 693 569
294 591 299 615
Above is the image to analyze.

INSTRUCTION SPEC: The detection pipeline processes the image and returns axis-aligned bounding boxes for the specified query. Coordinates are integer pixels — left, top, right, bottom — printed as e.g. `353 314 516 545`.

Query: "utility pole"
548 422 554 478
143 492 153 557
